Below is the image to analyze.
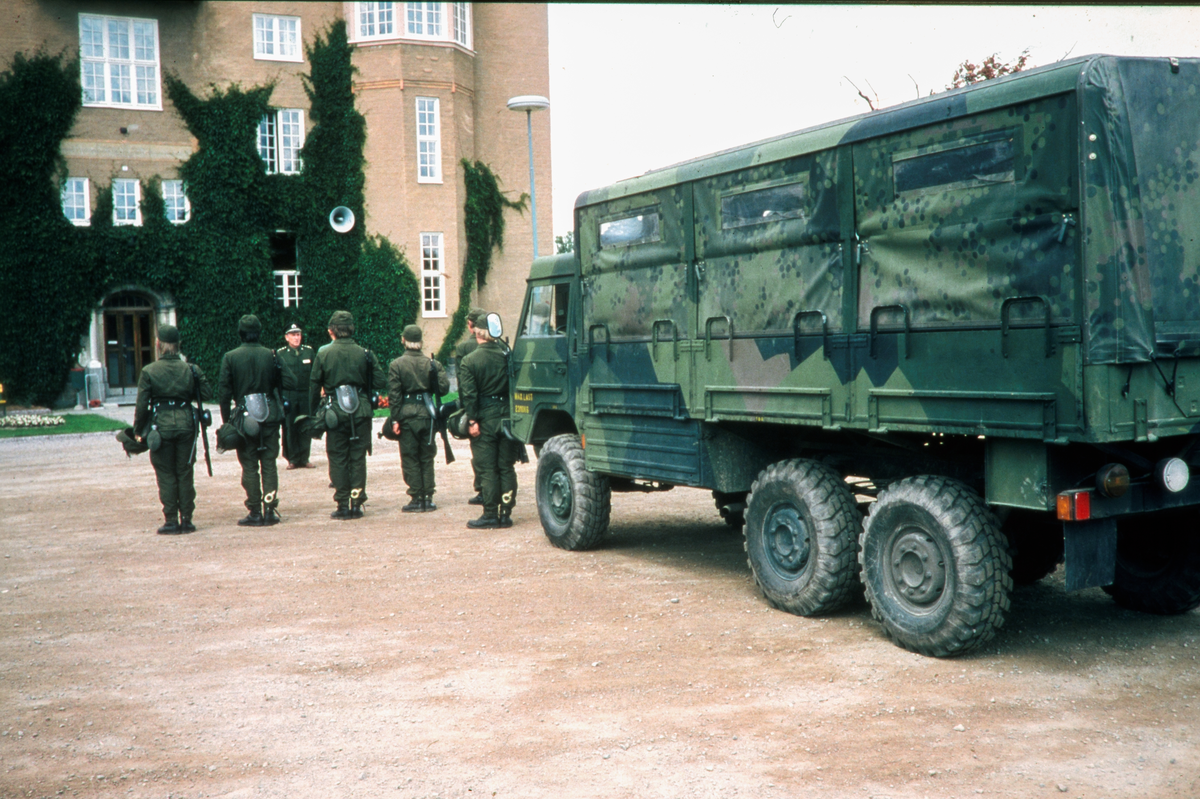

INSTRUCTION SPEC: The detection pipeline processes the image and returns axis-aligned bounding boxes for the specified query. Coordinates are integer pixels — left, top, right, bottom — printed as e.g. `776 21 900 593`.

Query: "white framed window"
406 3 442 38
62 178 91 226
162 180 190 224
416 97 441 183
79 14 161 110
450 3 471 48
258 109 305 174
275 271 302 308
112 178 141 226
420 233 445 317
356 2 395 40
253 14 301 62
350 3 470 48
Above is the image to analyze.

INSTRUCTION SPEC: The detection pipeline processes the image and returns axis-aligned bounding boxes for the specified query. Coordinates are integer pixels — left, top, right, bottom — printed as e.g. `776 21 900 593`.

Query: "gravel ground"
1 417 1199 799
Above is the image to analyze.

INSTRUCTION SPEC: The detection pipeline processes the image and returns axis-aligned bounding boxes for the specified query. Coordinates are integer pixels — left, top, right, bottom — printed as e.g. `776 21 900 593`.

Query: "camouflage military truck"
508 55 1200 657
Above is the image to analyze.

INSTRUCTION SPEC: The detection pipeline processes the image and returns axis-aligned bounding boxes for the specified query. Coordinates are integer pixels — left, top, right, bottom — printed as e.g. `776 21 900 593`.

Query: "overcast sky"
544 3 1200 237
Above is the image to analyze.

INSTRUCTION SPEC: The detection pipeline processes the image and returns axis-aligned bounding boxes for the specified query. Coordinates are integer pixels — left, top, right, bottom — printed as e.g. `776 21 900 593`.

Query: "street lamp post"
506 94 550 258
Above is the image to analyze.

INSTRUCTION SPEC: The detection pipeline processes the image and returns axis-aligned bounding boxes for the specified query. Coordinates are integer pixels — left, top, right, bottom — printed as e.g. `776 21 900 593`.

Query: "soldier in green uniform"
455 307 487 506
309 310 386 519
218 314 284 527
458 318 521 529
276 322 315 470
133 324 213 534
387 325 450 512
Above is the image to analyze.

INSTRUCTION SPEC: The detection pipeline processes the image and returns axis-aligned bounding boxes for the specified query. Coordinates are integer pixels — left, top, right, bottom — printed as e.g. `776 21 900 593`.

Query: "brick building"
1 1 551 397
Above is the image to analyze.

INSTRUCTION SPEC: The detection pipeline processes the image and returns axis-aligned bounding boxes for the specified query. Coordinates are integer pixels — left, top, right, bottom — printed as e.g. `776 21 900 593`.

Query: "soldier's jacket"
387 350 450 420
134 354 213 438
218 342 282 423
455 337 477 362
458 340 509 424
276 344 315 393
308 337 386 421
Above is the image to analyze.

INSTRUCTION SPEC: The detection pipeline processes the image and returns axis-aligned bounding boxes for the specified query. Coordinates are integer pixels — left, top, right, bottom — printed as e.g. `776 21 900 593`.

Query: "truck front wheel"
535 434 611 551
743 459 862 616
1103 510 1200 615
860 476 1012 657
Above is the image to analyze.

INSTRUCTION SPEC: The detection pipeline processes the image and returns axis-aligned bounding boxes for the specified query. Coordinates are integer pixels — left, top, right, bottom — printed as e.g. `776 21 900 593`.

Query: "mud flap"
1063 518 1117 591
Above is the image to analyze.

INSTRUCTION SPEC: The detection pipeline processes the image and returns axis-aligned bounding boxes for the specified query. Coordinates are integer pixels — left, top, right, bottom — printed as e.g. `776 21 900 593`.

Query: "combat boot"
238 506 264 526
467 513 500 529
330 504 350 519
423 495 437 512
468 493 484 505
262 508 281 526
402 497 423 513
179 516 196 533
348 502 364 519
498 507 513 528
157 514 181 535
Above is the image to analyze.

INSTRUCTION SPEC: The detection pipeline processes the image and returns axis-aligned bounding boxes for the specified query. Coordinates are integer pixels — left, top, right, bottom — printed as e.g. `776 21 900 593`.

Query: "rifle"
428 359 455 464
191 365 213 477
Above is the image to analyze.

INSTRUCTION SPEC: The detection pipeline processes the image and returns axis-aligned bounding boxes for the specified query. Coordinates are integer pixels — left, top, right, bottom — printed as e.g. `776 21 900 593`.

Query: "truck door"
511 278 574 443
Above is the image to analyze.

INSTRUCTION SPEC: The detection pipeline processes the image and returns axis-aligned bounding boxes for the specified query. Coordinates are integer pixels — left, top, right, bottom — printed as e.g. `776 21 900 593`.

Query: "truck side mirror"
486 313 503 339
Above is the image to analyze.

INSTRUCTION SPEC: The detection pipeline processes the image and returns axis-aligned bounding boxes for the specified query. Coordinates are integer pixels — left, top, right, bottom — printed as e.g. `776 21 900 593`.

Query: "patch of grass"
0 413 128 439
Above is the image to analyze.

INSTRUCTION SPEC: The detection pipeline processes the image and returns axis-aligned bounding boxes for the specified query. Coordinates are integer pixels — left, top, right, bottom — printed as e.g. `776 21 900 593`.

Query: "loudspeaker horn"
329 206 355 234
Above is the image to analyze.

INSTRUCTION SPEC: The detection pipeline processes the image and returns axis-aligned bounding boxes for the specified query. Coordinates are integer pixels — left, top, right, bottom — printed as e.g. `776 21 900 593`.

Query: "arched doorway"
103 292 156 390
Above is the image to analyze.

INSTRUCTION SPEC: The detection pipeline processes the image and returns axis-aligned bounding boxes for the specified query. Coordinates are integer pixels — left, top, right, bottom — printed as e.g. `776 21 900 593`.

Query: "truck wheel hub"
765 505 811 574
547 470 573 522
889 531 946 606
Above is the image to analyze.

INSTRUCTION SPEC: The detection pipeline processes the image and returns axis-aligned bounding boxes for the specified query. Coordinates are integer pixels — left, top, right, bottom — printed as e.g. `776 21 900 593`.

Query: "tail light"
1056 489 1092 521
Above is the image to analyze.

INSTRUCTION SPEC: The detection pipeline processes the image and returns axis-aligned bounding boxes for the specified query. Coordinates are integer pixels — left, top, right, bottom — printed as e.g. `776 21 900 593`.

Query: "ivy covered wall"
436 159 527 362
0 20 419 406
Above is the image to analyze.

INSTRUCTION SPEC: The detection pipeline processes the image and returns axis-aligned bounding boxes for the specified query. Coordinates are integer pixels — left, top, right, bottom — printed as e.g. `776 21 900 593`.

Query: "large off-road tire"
1003 510 1064 585
860 476 1012 657
743 459 862 616
1103 509 1200 615
535 434 611 551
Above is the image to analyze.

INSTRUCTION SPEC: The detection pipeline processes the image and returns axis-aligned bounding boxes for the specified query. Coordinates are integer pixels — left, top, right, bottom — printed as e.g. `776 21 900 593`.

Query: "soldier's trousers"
149 432 197 518
236 424 280 510
282 390 311 466
326 424 370 506
398 416 437 498
469 417 519 517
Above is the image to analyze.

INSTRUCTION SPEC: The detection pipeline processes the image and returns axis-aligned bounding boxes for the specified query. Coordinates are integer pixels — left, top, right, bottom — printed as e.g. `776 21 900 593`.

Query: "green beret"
328 310 355 328
157 324 180 344
238 314 262 335
402 324 422 343
467 307 487 327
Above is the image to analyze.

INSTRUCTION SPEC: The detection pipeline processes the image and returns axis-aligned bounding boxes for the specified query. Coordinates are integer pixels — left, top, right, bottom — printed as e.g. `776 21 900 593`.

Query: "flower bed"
0 414 65 429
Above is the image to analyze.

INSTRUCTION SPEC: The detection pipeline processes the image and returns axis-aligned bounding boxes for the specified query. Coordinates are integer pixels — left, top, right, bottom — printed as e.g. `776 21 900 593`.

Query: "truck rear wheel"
535 434 611 551
1103 510 1200 615
743 459 862 616
860 476 1012 657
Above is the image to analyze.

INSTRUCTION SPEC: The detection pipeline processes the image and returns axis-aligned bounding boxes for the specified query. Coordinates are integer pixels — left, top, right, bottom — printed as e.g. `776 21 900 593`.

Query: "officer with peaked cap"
387 324 450 512
277 322 316 470
218 314 284 526
309 310 386 519
133 324 213 534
